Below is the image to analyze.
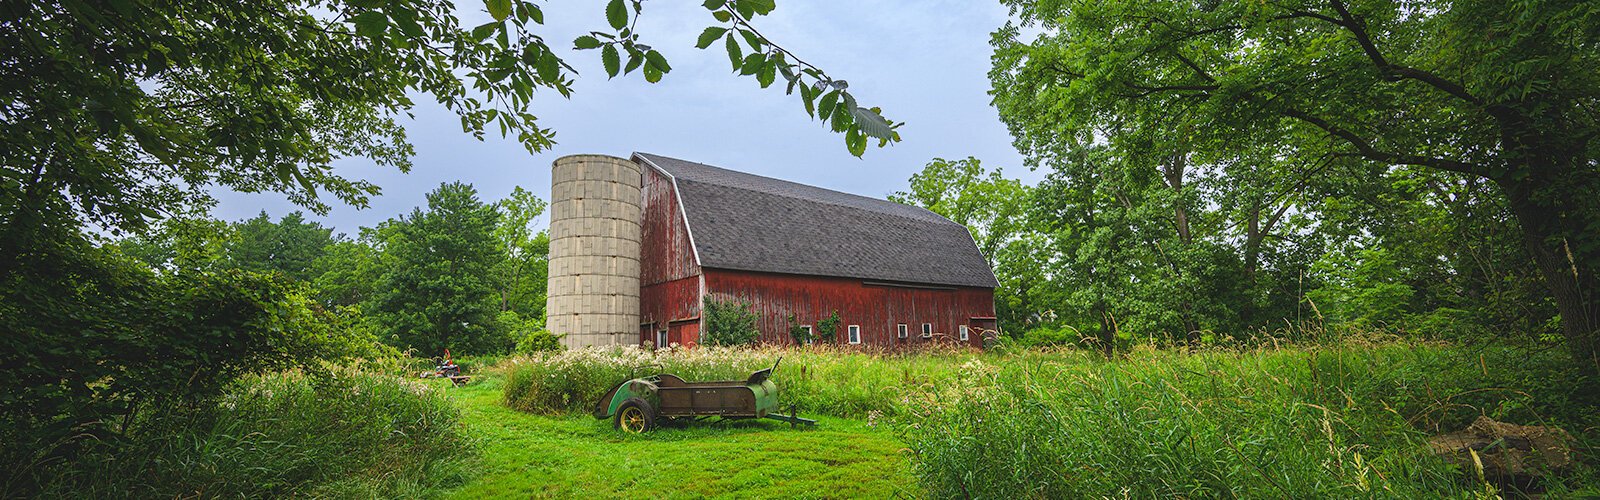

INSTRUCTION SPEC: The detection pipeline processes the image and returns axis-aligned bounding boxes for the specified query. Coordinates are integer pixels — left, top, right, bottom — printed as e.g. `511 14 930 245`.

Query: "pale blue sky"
211 1 1038 235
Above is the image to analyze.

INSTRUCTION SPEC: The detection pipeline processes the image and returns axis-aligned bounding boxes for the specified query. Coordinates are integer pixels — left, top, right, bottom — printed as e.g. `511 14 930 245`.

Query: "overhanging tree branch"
1281 108 1484 176
1304 0 1484 105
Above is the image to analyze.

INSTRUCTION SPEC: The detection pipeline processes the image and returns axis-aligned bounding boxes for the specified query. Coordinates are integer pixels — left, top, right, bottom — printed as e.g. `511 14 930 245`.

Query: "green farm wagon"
592 359 816 433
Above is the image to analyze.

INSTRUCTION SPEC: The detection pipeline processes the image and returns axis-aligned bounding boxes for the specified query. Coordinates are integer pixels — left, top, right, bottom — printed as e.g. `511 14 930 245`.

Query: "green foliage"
1015 324 1084 348
815 310 842 344
505 311 563 354
369 182 509 355
492 186 550 319
13 369 469 498
0 226 368 450
990 0 1600 365
891 158 1035 333
786 314 814 345
701 295 760 347
2 0 896 240
903 344 1598 497
111 214 237 272
226 211 334 282
310 237 383 307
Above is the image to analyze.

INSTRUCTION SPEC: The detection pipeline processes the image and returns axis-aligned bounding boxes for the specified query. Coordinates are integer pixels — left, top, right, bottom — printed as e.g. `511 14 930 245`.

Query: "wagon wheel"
614 398 656 433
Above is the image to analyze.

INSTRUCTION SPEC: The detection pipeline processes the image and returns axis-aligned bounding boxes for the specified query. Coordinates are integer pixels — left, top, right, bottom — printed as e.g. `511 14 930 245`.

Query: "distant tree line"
895 155 1558 355
113 183 556 356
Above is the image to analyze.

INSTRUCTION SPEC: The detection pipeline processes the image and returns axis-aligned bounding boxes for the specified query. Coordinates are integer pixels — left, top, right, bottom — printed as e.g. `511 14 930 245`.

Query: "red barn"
632 153 998 348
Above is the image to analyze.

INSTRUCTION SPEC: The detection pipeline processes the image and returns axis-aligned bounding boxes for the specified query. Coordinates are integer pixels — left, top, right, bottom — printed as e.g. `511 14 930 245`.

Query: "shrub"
0 235 375 482
816 311 841 344
503 311 563 353
787 314 814 345
701 295 759 346
11 368 470 498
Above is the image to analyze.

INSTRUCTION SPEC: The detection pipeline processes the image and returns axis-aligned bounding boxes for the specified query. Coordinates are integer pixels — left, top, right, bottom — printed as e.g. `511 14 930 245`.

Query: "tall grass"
17 368 470 498
903 344 1598 498
497 341 1597 498
499 344 989 417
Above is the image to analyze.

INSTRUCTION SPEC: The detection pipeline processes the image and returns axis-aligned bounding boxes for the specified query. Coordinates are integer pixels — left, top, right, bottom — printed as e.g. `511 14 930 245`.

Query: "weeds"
15 368 470 499
496 341 1598 498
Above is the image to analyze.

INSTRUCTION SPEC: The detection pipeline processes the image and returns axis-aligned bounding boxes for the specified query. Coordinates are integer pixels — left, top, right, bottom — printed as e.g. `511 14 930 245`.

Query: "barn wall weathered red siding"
639 165 700 284
639 164 703 345
703 268 995 347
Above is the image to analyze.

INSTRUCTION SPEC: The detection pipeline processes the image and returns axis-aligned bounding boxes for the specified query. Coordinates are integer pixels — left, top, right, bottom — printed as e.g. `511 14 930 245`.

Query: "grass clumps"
499 345 984 418
496 341 1598 498
15 368 470 498
902 344 1598 498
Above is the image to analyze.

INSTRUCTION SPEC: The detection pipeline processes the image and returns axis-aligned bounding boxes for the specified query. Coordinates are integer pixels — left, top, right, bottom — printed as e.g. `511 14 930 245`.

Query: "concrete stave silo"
546 155 641 348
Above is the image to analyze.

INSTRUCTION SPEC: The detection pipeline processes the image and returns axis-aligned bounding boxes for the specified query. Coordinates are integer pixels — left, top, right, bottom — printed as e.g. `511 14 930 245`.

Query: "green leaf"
143 49 167 77
703 0 726 8
471 22 499 42
390 7 425 37
605 0 628 30
624 49 644 74
696 27 728 49
846 128 867 157
485 0 512 22
740 30 764 53
713 9 732 22
739 53 763 75
725 34 742 71
830 99 850 131
747 0 776 15
536 53 559 82
574 35 602 50
818 89 839 121
644 50 671 73
642 63 662 83
757 58 776 88
352 11 388 38
602 44 620 77
850 106 895 140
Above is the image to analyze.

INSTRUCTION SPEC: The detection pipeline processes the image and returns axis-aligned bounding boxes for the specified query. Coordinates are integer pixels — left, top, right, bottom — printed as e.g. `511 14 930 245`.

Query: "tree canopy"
991 0 1600 367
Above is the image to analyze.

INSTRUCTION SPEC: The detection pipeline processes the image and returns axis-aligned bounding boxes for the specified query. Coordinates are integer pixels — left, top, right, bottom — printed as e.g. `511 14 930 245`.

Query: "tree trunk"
1498 176 1600 372
1162 155 1202 348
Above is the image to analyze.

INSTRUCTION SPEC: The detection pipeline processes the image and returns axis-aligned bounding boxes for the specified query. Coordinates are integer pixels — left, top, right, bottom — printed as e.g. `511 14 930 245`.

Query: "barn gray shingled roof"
633 152 999 289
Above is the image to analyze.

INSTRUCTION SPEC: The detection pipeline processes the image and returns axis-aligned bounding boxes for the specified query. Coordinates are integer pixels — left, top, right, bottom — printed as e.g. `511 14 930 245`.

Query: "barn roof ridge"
632 152 1000 289
632 152 953 226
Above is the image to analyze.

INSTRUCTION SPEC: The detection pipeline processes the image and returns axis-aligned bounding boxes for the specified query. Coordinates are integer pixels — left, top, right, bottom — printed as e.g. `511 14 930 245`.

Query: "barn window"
959 325 970 342
897 324 908 339
656 328 668 348
801 325 813 345
848 325 861 344
921 323 933 338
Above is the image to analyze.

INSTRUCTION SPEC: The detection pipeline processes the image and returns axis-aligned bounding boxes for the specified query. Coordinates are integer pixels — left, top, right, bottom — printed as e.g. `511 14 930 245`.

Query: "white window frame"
656 328 668 348
800 325 814 345
847 325 861 344
921 323 933 338
959 325 970 342
897 324 909 339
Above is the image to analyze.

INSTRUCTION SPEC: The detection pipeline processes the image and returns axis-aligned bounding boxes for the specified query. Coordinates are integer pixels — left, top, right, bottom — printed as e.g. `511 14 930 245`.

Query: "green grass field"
441 374 919 499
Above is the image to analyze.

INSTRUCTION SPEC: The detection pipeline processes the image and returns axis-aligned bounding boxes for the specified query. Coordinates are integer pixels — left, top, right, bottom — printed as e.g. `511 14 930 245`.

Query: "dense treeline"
888 0 1599 370
897 156 1554 352
112 183 558 356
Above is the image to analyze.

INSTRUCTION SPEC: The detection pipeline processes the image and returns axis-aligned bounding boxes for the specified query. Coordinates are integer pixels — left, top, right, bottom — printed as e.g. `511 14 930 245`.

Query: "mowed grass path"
440 376 920 499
